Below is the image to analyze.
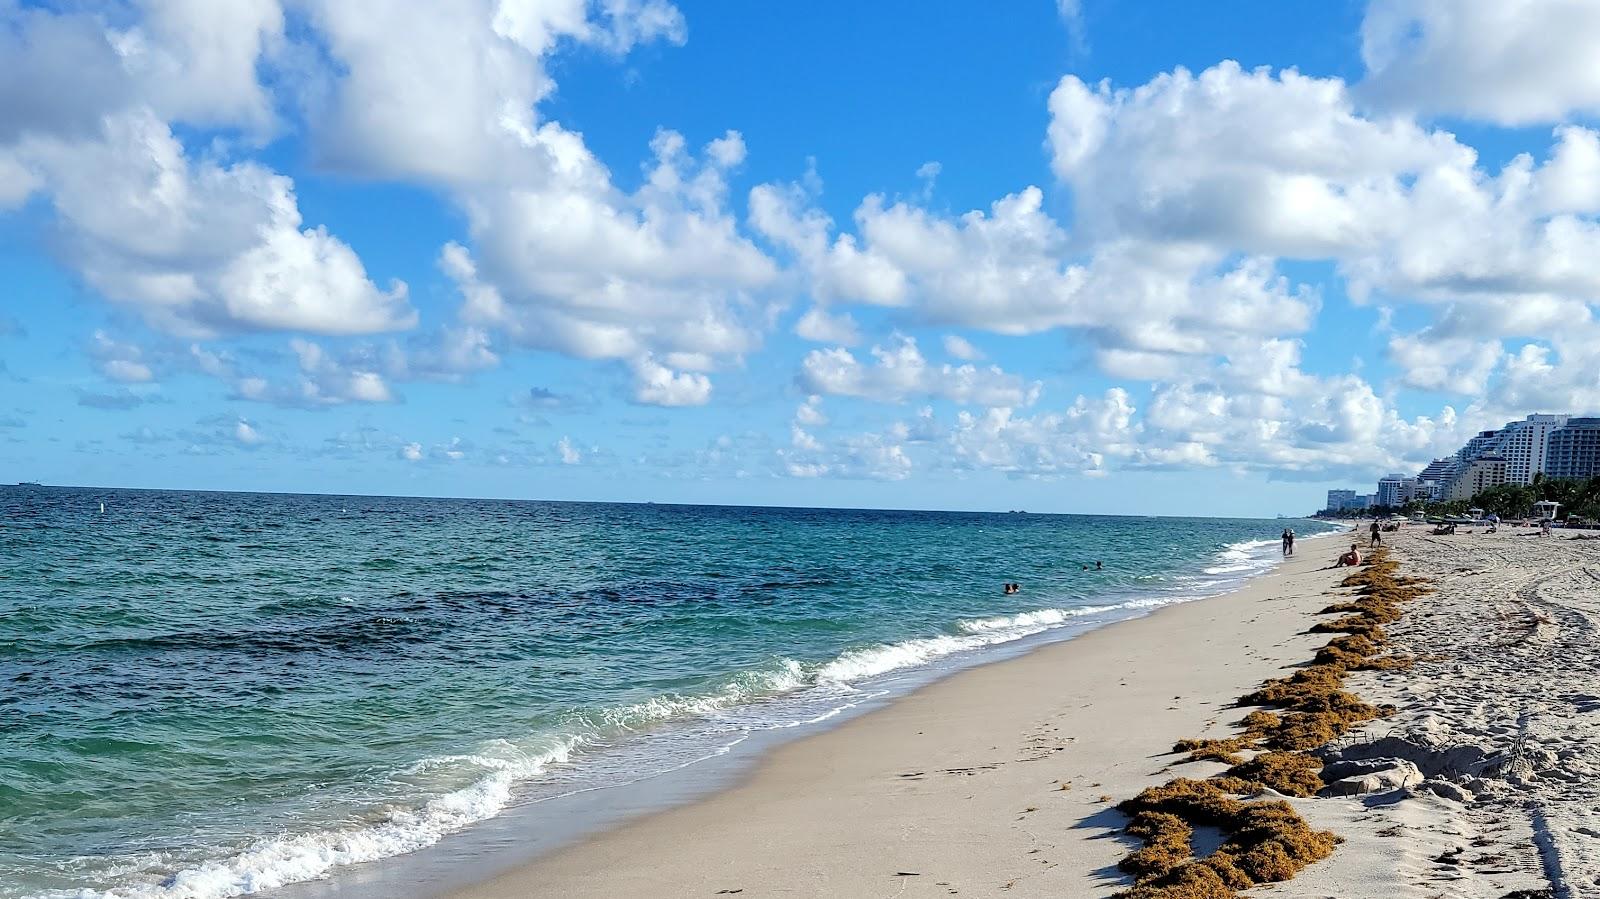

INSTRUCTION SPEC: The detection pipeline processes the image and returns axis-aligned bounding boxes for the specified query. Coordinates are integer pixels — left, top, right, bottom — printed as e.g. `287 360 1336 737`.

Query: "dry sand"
1289 526 1597 898
447 528 1598 898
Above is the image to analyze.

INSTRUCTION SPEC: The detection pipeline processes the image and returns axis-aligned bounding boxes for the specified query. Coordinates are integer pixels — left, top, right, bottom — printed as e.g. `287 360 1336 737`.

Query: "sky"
4 0 1600 516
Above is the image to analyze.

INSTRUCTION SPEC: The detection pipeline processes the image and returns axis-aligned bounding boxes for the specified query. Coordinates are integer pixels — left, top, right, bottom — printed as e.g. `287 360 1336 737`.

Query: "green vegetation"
1400 473 1600 521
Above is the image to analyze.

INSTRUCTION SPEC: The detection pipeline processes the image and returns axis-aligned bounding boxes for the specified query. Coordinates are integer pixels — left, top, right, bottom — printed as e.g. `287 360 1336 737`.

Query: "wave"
61 738 580 899
1202 537 1280 575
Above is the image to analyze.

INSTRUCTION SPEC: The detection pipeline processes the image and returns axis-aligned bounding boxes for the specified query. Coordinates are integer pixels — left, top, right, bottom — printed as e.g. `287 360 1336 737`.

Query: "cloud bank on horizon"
4 0 1600 511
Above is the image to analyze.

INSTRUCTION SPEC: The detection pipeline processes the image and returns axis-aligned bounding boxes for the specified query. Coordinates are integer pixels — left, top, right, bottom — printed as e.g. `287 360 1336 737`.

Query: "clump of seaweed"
1173 736 1253 765
1111 548 1422 898
1115 779 1340 895
1222 751 1325 798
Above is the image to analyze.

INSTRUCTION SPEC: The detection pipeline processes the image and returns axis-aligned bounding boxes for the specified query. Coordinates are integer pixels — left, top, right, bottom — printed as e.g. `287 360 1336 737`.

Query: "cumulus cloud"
778 429 913 481
794 395 828 426
798 335 1040 407
793 307 862 345
631 355 713 406
1047 61 1600 314
1360 0 1600 125
230 339 395 407
0 5 410 339
1387 332 1502 394
942 335 983 361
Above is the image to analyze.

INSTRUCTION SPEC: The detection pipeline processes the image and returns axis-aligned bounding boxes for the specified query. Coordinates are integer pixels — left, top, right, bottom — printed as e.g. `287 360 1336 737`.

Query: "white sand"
445 529 1596 897
1287 527 1593 898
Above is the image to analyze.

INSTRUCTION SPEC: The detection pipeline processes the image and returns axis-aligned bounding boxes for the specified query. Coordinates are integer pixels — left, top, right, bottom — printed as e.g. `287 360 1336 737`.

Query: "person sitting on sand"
1336 543 1363 567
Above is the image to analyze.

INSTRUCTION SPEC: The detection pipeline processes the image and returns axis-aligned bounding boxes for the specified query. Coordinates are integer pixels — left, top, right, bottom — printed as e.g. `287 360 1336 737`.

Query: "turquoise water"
0 488 1339 898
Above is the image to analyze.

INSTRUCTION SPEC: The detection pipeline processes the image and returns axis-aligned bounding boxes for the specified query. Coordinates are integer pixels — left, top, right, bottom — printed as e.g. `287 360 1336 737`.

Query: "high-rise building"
1375 474 1411 507
1546 418 1600 480
1446 454 1509 501
1416 458 1451 483
1415 458 1451 501
1326 489 1356 511
1495 414 1570 484
1440 428 1506 498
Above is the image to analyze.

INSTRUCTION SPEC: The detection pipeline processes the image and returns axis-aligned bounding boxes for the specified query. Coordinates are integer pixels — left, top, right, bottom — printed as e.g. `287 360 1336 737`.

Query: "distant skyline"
5 1 1600 517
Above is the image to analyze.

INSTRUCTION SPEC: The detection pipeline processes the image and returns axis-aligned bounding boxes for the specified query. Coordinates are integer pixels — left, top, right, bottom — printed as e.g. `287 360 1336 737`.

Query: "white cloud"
947 406 1108 477
794 306 861 345
90 331 154 383
557 435 581 464
779 429 913 481
441 130 776 392
399 441 423 462
1360 0 1600 125
302 0 683 184
118 0 286 133
233 419 264 446
789 424 822 451
798 335 1039 407
1387 332 1502 394
794 395 828 426
1047 61 1600 312
1047 62 1455 257
942 334 983 361
631 356 713 407
15 111 412 337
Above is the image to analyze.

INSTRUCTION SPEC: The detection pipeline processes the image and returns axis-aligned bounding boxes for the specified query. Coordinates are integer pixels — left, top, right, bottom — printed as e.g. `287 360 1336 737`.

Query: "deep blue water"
0 487 1338 898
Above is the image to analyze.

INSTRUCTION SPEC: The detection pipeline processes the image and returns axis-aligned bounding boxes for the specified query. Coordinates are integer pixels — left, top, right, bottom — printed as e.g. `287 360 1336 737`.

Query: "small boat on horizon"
14 480 42 487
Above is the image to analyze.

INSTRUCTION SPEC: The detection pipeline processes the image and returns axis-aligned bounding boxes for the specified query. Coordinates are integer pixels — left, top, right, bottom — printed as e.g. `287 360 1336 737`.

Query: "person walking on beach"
1281 528 1295 556
1369 520 1382 546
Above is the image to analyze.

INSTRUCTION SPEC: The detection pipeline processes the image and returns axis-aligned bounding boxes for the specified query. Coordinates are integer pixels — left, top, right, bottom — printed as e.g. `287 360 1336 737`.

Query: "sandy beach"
442 527 1600 898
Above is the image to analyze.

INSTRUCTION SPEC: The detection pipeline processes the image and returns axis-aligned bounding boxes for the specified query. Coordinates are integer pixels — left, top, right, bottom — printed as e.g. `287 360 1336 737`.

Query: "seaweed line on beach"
1110 549 1429 898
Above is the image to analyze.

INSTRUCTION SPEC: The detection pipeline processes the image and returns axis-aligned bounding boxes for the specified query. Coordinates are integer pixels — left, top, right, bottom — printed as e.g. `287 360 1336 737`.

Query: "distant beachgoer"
1336 543 1363 567
1081 564 1090 570
1541 519 1553 537
1369 520 1382 546
1003 582 1016 595
1281 528 1295 556
1096 561 1103 570
1011 582 1021 593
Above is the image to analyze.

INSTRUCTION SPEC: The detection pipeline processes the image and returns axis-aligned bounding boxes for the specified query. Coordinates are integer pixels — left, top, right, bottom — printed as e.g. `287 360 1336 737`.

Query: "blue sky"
4 0 1600 516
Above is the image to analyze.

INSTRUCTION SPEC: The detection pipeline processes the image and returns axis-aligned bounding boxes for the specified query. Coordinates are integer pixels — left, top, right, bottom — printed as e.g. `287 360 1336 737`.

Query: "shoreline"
431 537 1354 898
263 528 1348 899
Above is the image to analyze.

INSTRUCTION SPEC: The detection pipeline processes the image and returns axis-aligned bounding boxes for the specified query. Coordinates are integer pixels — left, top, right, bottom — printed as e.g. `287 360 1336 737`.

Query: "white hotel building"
1496 414 1569 485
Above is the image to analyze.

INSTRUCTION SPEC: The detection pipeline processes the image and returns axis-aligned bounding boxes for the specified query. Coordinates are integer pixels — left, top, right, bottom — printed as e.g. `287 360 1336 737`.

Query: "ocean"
0 487 1341 898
